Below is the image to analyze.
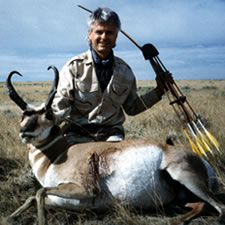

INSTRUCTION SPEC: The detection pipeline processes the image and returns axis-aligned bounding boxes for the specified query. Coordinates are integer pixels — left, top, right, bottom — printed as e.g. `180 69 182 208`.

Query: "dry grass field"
0 79 225 225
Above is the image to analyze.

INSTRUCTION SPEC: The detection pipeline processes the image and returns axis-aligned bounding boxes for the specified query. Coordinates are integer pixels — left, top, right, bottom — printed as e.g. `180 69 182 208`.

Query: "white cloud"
2 45 224 81
0 0 88 50
0 52 74 81
118 0 225 46
2 0 225 50
0 0 225 81
116 45 225 80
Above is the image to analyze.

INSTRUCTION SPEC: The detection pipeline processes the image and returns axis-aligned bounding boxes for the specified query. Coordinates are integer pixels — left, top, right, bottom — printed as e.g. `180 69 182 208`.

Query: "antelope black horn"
45 65 59 109
6 71 28 111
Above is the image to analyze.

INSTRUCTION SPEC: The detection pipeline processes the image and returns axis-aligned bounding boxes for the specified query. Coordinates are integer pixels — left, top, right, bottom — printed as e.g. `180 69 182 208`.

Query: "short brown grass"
0 79 225 224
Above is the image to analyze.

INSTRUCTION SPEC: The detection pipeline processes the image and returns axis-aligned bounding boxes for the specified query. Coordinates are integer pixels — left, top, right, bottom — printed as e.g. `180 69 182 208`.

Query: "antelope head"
6 66 59 145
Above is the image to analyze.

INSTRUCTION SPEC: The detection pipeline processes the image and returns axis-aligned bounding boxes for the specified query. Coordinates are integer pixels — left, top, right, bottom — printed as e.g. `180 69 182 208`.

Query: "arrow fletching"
197 119 220 153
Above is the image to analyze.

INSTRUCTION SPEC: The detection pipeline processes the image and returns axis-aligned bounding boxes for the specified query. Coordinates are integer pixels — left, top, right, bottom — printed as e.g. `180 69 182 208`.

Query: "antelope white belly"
104 145 175 208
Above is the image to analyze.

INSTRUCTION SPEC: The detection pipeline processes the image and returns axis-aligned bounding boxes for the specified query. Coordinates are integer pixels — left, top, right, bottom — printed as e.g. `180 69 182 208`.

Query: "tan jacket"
52 50 162 130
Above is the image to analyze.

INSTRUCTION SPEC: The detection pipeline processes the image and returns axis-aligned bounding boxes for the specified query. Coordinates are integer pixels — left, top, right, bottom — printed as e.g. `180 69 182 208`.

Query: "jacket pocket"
110 81 129 106
74 80 100 115
76 79 99 93
112 82 128 96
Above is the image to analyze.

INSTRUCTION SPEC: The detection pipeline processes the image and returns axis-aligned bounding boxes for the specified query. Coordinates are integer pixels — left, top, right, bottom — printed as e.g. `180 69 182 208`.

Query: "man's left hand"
155 71 174 96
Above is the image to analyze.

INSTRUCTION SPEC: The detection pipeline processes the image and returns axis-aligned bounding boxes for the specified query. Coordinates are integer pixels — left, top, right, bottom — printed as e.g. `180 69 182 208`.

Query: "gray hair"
88 7 121 32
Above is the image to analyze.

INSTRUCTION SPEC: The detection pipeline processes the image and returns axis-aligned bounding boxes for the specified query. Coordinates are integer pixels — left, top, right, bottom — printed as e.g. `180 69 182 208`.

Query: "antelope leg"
36 183 96 225
7 196 36 220
171 202 205 225
169 168 225 217
45 182 94 199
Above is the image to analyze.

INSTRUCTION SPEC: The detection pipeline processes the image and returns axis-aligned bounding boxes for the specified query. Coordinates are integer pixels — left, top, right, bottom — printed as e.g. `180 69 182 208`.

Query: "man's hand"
155 71 174 96
162 71 174 84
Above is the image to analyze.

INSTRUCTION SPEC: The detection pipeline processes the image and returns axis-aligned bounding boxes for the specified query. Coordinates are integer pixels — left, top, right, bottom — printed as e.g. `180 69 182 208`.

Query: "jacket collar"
83 50 93 65
84 49 114 66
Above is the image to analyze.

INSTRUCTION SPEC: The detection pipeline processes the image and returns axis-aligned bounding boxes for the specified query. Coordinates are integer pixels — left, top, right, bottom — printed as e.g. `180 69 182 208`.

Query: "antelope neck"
34 126 65 151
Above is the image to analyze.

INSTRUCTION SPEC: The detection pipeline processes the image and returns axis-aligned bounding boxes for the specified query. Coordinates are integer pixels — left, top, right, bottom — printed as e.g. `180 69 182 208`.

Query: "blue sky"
0 0 225 81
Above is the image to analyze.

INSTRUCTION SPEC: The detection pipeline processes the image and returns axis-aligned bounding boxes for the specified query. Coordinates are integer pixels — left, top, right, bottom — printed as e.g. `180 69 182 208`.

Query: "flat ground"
0 79 225 224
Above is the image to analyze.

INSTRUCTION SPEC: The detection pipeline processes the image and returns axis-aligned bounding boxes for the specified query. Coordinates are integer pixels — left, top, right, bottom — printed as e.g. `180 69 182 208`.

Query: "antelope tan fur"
6 67 225 225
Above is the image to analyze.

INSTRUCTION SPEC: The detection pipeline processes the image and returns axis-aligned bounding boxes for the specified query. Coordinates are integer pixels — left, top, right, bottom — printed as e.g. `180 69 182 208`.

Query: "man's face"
88 21 118 59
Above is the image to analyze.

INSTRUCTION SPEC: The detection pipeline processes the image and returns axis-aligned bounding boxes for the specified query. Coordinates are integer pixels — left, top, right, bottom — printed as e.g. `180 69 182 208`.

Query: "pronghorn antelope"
6 66 225 225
